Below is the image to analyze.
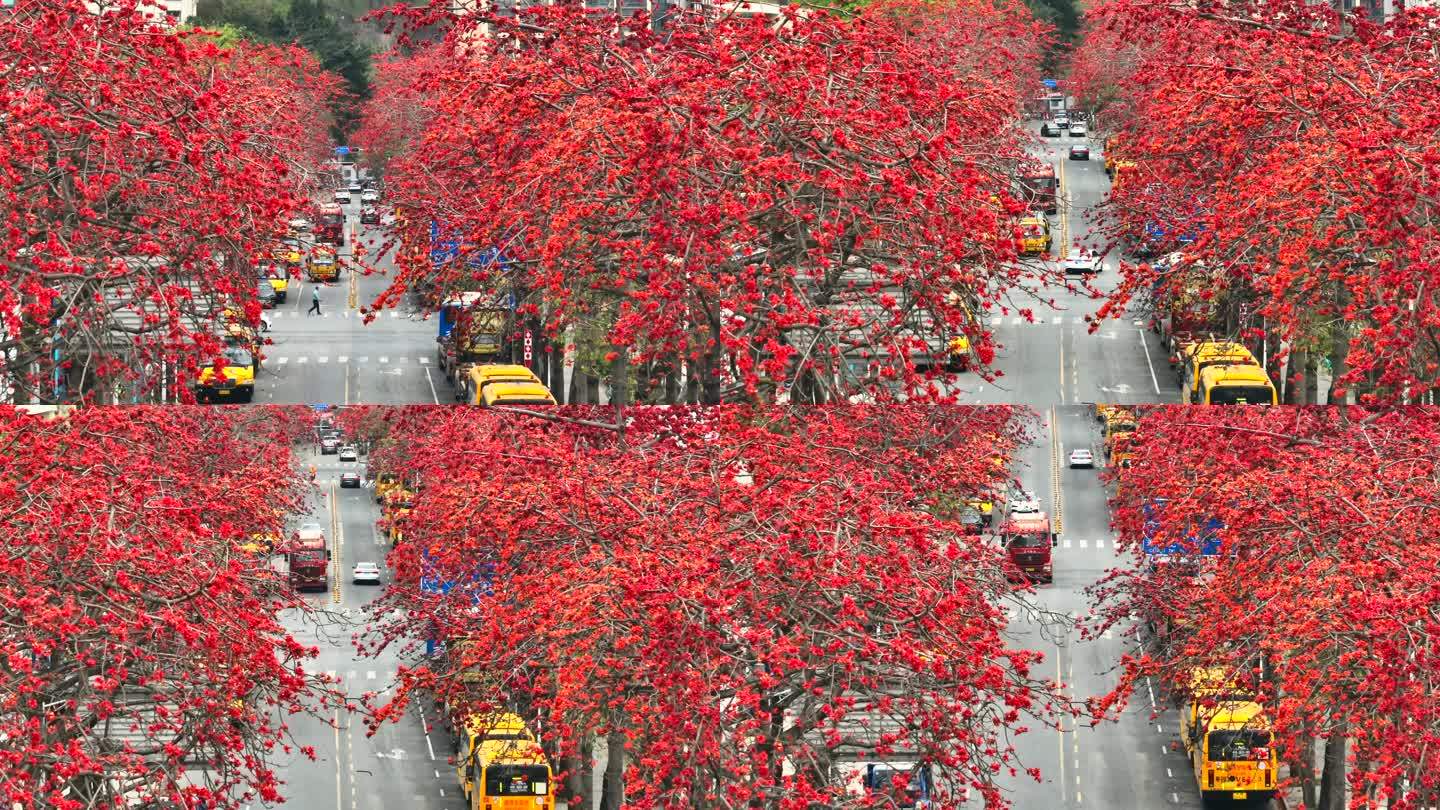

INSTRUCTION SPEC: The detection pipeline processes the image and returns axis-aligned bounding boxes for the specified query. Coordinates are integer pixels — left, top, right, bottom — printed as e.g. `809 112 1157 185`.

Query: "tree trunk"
1328 283 1352 404
564 731 594 810
609 346 632 407
1291 734 1317 810
1284 345 1307 404
598 729 626 810
1317 732 1348 810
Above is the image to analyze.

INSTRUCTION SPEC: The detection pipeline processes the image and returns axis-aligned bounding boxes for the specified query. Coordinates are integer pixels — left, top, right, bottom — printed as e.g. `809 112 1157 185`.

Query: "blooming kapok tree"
0 405 340 808
1089 406 1440 810
366 0 1061 403
1071 0 1440 404
357 405 1078 810
0 0 343 404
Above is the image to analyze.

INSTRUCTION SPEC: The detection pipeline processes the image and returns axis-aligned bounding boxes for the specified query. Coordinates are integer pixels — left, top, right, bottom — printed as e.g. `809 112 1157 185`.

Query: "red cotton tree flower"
0 405 341 809
0 0 343 404
1089 406 1440 810
356 405 1078 810
365 0 1060 403
1072 0 1440 404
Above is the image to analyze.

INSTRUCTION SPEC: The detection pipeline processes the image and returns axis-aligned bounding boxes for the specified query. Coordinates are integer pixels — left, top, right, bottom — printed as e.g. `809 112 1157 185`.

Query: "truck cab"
1000 512 1057 583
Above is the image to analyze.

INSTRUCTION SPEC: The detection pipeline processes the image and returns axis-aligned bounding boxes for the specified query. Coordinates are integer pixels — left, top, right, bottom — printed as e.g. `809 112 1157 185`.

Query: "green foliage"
194 0 372 139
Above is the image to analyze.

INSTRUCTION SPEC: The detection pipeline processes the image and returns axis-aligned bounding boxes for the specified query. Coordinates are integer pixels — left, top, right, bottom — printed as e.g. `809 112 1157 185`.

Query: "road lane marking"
1138 328 1162 394
367 670 376 680
379 356 389 364
318 356 329 364
334 708 343 810
277 357 289 365
297 357 308 364
425 367 440 405
338 356 348 363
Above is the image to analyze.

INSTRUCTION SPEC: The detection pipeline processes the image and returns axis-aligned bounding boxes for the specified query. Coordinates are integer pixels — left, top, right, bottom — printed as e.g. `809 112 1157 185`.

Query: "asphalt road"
991 404 1207 809
955 125 1182 407
256 200 447 407
267 445 465 810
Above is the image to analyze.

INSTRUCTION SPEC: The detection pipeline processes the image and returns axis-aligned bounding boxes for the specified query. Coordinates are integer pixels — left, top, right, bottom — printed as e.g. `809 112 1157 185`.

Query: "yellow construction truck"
1179 668 1278 803
1102 408 1137 458
455 712 554 810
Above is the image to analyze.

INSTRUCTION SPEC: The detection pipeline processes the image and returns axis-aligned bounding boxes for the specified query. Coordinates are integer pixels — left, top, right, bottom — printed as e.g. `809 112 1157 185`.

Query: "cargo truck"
288 524 329 592
1000 512 1057 583
436 291 513 392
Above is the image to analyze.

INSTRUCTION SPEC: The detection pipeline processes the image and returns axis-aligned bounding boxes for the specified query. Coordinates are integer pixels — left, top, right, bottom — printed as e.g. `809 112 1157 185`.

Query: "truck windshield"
1208 386 1272 405
1006 533 1046 548
1207 730 1271 761
484 765 548 796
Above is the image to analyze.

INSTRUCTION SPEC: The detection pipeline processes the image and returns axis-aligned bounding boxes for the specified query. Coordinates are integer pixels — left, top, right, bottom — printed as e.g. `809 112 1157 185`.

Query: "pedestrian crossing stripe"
265 356 436 367
1060 539 1108 549
987 316 1096 327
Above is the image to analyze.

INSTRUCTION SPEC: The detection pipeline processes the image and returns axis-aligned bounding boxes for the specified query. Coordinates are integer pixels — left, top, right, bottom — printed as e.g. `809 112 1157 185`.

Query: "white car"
1009 492 1041 515
333 189 351 204
352 562 381 585
1068 121 1088 137
258 313 272 333
361 189 379 203
1063 252 1102 275
1069 448 1095 468
288 217 311 234
338 445 357 462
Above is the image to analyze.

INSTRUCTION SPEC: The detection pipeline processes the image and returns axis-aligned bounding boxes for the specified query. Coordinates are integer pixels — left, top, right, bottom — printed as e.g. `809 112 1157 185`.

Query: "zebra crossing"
1059 537 1109 549
270 355 431 366
269 309 419 320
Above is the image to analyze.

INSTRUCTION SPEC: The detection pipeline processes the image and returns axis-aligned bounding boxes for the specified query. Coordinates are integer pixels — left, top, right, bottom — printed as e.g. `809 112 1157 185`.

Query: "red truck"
1019 162 1058 215
1001 512 1058 584
288 523 329 592
314 204 345 246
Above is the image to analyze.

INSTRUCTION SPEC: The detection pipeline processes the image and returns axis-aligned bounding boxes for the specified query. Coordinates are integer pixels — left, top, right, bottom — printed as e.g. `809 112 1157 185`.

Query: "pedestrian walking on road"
307 286 321 316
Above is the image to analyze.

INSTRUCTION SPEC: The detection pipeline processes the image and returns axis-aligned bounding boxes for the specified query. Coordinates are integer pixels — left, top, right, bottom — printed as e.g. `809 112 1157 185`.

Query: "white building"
76 0 197 24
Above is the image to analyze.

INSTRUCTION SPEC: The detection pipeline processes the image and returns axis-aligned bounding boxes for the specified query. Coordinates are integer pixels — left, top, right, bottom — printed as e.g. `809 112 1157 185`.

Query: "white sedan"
361 189 379 203
338 445 358 462
1069 121 1088 137
1063 252 1102 276
1069 448 1095 468
333 189 351 204
352 562 381 585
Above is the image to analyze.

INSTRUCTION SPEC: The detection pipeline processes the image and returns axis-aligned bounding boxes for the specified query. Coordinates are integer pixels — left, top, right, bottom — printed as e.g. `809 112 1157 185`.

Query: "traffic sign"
1041 78 1058 90
523 332 533 363
335 146 350 155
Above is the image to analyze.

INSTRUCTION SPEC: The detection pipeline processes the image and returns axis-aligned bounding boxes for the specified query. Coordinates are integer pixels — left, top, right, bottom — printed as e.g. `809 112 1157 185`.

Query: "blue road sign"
335 146 351 155
1041 78 1058 90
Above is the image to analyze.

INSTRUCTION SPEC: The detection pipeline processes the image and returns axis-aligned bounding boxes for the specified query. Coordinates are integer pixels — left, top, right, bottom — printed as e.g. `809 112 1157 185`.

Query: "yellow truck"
1018 215 1052 256
455 712 554 810
1177 341 1259 403
307 245 339 282
480 381 556 407
374 472 399 504
1196 364 1277 405
1180 668 1278 803
463 364 543 406
195 327 258 403
1102 408 1137 456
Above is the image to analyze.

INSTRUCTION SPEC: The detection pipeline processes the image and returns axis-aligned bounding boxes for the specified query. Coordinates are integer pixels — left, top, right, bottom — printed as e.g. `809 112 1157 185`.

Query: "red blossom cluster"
362 0 1060 402
1071 0 1440 403
0 0 344 403
353 405 1078 809
0 405 338 809
1091 406 1440 809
